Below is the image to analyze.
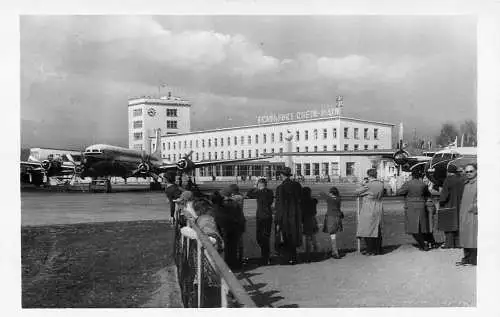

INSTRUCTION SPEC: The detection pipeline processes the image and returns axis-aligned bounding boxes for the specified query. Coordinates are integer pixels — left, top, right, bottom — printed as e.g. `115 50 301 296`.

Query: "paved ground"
21 188 475 307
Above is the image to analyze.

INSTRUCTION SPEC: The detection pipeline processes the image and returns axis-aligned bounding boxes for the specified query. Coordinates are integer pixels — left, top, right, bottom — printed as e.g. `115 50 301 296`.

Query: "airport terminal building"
128 95 397 181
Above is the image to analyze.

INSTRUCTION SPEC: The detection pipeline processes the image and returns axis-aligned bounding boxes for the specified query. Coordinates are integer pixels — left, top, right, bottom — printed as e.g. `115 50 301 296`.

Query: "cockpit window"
442 153 453 160
92 149 99 152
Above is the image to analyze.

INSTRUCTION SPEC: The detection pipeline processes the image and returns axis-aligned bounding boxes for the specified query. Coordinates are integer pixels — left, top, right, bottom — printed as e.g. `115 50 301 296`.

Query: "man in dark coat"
439 165 465 248
219 186 246 270
246 178 274 265
275 167 302 264
165 175 183 223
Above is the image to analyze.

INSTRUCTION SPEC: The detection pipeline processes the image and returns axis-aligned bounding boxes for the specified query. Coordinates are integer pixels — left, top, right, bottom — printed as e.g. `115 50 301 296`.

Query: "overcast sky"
20 15 476 149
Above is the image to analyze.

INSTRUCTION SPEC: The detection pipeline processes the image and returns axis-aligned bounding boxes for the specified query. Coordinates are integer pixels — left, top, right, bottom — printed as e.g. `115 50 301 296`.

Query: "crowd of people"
167 161 478 270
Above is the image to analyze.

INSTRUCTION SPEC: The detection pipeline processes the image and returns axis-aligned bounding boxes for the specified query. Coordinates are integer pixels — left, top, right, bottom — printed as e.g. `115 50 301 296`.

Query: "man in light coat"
456 163 478 266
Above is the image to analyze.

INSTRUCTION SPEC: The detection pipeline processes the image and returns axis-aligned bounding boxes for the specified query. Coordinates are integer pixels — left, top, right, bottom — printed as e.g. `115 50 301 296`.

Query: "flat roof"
151 116 395 138
128 97 191 107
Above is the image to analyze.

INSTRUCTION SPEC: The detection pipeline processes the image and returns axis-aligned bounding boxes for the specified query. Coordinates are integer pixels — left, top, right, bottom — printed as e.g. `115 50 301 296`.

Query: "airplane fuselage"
425 147 477 188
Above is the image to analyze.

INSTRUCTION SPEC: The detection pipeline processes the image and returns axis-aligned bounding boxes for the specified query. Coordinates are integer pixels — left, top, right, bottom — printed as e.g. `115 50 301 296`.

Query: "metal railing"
173 202 256 308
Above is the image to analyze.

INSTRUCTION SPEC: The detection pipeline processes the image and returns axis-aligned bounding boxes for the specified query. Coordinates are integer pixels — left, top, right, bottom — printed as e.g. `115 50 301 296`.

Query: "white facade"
128 95 191 152
150 116 397 180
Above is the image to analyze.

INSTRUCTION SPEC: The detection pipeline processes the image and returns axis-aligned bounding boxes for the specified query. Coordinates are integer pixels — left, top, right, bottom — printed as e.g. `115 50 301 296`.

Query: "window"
263 134 267 144
295 163 302 176
323 145 327 151
314 146 318 152
220 138 224 147
173 154 177 161
248 150 251 158
167 120 178 129
227 151 230 159
133 144 143 150
184 141 187 148
374 129 379 140
296 146 300 152
255 134 259 144
166 109 177 117
305 146 309 152
167 154 171 161
279 148 283 153
354 128 359 139
314 129 318 140
296 131 300 141
255 149 259 157
344 127 349 139
195 153 199 161
346 162 355 176
322 163 329 176
214 152 218 160
248 135 251 145
271 133 275 143
202 153 205 160
133 108 142 116
323 128 327 139
279 132 283 142
214 138 217 147
305 130 309 141
354 144 359 151
133 132 143 140
263 149 267 154
333 128 337 138
227 137 230 146
133 120 142 128
271 148 275 153
241 150 244 158
178 141 181 149
374 145 379 150
331 162 339 176
168 142 171 150
313 163 320 176
304 163 311 176
241 136 244 145
208 152 212 160
202 139 205 148
208 139 212 147
333 145 337 151
196 140 199 148
190 140 193 148
364 144 369 150
364 128 369 140
234 136 237 145
344 144 349 151
161 142 166 151
173 142 176 150
234 151 237 159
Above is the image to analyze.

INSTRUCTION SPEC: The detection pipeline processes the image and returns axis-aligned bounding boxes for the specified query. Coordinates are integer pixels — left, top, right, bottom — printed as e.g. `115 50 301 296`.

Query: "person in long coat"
456 163 478 266
438 165 465 248
356 169 385 255
246 178 274 265
397 169 432 251
300 186 319 262
275 166 303 265
165 175 183 222
318 186 344 258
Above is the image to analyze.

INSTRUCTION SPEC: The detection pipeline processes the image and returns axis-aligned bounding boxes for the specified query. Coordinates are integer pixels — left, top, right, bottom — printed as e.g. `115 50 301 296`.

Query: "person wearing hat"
318 186 344 259
275 166 303 265
246 178 275 265
165 174 184 224
438 164 465 249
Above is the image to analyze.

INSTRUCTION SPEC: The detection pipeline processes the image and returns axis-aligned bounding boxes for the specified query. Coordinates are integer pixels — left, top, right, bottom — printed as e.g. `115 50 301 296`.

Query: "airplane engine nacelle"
138 162 151 173
393 149 410 166
41 160 52 171
176 158 195 172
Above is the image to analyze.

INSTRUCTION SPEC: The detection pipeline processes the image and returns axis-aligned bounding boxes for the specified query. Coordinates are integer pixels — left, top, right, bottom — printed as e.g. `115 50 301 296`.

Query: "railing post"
356 196 361 253
197 241 203 308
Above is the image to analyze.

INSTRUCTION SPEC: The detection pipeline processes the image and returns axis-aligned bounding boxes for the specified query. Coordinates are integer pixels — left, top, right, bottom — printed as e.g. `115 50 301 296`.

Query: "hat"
279 167 292 177
174 190 193 203
447 164 458 174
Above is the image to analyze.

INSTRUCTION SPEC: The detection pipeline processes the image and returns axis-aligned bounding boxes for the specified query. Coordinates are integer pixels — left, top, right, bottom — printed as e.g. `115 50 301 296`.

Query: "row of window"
163 143 380 162
294 127 378 141
132 108 178 117
295 162 356 177
161 127 380 150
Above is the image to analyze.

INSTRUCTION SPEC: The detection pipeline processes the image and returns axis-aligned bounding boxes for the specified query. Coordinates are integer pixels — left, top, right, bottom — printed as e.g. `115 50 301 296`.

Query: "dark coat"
318 192 344 234
397 179 431 234
301 197 319 236
218 197 246 235
275 178 303 248
438 174 464 231
246 188 274 220
165 183 182 217
459 177 477 248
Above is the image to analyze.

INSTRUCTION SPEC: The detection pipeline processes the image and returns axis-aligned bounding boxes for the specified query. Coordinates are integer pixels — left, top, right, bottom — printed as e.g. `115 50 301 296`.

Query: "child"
301 187 319 262
318 187 344 259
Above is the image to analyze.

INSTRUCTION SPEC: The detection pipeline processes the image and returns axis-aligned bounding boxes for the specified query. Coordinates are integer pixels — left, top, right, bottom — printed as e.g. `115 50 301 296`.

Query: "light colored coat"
356 179 384 238
459 177 478 248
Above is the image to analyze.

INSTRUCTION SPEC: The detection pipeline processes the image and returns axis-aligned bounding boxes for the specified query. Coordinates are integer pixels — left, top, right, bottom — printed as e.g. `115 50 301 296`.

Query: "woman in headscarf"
356 169 385 255
397 169 432 251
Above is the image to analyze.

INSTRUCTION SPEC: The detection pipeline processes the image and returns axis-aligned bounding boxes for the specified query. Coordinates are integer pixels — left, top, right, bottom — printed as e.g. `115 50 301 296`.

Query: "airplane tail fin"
151 128 162 159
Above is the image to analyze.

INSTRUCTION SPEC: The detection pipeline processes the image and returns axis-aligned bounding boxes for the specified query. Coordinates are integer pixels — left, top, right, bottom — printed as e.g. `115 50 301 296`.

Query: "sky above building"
21 15 476 149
